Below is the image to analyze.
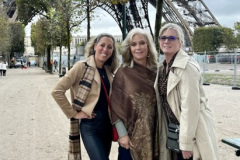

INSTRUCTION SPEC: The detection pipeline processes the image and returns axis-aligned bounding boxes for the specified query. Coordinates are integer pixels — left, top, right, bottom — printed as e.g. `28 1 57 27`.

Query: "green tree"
222 27 237 51
17 0 100 70
234 22 240 31
193 27 223 52
234 22 240 48
17 0 56 72
16 0 49 25
51 1 69 74
8 22 25 58
0 1 10 61
59 0 87 69
31 18 49 56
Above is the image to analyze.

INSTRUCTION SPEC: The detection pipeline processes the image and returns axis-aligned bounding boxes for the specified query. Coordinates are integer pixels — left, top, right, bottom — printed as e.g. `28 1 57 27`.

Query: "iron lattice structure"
3 0 17 22
100 0 220 47
5 0 220 47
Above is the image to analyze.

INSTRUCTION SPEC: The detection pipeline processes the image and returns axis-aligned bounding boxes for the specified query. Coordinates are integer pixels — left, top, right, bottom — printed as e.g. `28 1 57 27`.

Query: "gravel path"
0 67 239 160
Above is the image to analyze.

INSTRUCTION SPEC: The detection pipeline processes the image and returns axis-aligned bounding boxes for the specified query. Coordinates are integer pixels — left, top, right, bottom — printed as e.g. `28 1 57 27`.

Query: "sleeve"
178 63 201 151
115 120 128 138
51 62 83 119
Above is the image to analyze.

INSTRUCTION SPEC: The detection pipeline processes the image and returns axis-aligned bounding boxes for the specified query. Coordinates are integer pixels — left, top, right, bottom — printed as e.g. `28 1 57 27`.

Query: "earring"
147 54 150 58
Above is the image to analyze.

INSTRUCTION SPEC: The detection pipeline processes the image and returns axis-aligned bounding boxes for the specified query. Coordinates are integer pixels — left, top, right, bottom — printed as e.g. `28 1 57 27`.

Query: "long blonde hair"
121 28 158 70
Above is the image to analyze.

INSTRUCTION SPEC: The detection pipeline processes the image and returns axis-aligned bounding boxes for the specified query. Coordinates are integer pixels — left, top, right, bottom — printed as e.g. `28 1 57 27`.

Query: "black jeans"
118 146 133 160
80 117 112 160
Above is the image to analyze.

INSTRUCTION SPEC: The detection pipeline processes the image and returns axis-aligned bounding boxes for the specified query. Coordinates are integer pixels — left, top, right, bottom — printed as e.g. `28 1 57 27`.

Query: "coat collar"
85 55 97 68
85 55 113 85
159 49 189 69
171 49 190 69
165 49 190 96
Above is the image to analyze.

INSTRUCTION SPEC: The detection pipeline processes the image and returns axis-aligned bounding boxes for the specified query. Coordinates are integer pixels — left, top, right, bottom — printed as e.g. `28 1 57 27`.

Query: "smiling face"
159 28 181 57
130 34 149 66
94 36 114 68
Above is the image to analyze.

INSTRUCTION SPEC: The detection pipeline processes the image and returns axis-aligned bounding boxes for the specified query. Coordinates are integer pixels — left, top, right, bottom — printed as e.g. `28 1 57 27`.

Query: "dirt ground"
0 66 239 160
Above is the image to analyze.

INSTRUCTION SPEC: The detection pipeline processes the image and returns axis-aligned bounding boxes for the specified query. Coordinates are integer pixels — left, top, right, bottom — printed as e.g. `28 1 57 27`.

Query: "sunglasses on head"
158 36 179 41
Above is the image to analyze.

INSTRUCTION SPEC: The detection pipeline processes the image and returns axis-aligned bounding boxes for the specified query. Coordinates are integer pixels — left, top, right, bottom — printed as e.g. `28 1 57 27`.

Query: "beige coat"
51 55 113 119
154 49 219 160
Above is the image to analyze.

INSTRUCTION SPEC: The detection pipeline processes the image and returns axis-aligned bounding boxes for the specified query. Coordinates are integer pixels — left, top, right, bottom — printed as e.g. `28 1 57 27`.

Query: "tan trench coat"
154 49 219 160
52 55 113 119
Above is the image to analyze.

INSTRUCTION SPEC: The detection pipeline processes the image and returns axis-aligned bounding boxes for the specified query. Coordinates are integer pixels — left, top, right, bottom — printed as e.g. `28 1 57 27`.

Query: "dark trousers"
80 120 112 160
118 146 133 160
2 70 6 76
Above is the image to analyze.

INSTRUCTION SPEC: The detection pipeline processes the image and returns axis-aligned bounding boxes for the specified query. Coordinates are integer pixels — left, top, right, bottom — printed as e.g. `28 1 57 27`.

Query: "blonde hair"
121 28 158 70
84 33 119 73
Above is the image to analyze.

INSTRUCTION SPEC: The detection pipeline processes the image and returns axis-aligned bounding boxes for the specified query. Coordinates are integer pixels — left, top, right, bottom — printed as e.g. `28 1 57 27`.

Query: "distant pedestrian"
43 61 46 70
28 61 31 67
53 60 58 72
2 61 8 78
22 62 27 69
0 60 3 77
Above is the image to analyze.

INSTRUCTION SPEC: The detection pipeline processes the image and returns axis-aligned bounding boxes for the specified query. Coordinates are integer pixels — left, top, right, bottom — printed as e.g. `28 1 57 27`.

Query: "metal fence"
38 51 239 88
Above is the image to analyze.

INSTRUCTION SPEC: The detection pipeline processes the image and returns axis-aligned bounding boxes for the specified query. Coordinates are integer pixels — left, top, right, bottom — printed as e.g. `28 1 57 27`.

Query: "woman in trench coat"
154 23 219 160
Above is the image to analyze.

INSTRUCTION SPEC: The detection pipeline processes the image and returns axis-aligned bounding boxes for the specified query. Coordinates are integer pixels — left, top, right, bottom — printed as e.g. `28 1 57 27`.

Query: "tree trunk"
67 24 71 70
87 0 90 41
47 45 51 72
59 44 62 74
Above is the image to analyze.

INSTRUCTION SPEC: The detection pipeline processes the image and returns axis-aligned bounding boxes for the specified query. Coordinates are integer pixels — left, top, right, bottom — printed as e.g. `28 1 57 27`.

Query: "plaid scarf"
68 62 95 160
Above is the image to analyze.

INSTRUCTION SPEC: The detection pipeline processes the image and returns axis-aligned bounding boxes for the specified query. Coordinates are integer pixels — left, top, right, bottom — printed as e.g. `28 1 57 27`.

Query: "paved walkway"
0 67 239 160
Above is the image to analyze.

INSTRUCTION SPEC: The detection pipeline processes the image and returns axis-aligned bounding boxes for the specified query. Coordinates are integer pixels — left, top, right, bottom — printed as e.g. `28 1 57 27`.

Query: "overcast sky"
25 0 240 36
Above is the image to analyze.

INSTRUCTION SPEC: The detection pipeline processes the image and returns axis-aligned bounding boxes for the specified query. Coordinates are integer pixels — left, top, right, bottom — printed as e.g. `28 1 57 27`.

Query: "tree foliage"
16 0 49 25
234 22 240 48
31 18 49 56
222 27 237 51
99 0 129 4
17 0 100 70
8 22 25 57
193 27 223 52
0 2 10 58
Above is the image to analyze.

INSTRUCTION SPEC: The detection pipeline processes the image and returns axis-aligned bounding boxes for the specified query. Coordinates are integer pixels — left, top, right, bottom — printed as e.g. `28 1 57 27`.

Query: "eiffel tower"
100 0 220 47
4 0 219 47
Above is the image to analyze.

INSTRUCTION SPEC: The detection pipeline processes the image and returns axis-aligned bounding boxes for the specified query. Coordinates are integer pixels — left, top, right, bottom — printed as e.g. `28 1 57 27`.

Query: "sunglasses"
158 36 179 41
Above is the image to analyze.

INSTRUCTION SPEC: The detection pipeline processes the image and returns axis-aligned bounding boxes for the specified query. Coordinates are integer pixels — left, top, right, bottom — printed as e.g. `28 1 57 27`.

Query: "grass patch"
202 74 240 87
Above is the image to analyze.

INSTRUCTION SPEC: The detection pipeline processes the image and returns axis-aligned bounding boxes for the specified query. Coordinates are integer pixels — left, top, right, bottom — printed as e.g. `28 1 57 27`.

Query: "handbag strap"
165 108 171 124
100 77 112 113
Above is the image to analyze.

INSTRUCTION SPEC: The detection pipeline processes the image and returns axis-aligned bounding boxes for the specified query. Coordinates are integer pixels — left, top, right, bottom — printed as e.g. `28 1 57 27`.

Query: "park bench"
222 138 240 157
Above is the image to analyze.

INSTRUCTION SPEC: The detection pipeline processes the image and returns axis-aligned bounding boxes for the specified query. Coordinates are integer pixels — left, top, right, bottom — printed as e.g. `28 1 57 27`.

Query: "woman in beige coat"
154 23 219 160
52 33 119 160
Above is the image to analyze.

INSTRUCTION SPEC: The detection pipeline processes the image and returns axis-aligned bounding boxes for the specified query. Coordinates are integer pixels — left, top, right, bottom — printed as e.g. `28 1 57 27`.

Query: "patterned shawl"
68 62 95 160
111 62 159 160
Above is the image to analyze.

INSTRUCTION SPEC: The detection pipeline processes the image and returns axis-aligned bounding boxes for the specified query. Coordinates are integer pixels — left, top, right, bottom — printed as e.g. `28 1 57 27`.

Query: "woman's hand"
118 135 135 149
73 111 96 119
182 150 193 159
